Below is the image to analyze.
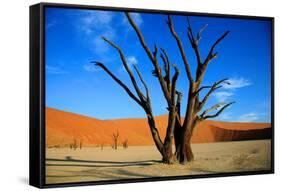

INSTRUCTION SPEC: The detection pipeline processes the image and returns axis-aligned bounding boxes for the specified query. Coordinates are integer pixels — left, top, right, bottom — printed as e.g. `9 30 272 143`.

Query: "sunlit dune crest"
46 107 271 147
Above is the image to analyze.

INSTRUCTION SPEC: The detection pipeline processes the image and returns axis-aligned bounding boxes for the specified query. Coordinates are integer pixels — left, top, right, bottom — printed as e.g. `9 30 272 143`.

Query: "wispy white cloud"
213 91 234 102
119 56 138 72
217 112 232 121
223 77 251 89
237 112 270 122
212 77 251 103
79 11 113 34
77 10 115 54
46 65 68 74
237 113 260 122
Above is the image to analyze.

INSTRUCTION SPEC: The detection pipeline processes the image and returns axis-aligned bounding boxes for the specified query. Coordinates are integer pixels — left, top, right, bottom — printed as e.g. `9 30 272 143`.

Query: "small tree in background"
73 138 78 150
79 139 83 150
69 138 78 150
112 130 119 150
122 139 128 149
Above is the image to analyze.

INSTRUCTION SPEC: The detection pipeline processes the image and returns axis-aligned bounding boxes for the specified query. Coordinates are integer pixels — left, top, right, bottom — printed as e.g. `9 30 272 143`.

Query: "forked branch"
133 64 151 104
187 17 208 66
171 64 180 106
160 48 171 92
125 12 155 63
200 102 235 120
167 15 193 83
197 78 230 112
125 12 171 104
94 62 142 106
102 37 146 102
203 30 230 66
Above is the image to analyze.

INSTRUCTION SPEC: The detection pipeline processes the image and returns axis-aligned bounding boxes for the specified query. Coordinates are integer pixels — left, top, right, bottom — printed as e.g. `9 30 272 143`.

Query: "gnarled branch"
194 85 213 95
160 48 171 92
125 12 171 104
186 17 208 66
203 31 230 66
125 12 155 63
102 37 146 102
94 62 142 106
197 78 230 112
167 15 193 83
171 64 180 106
196 24 208 43
200 102 235 120
175 91 182 125
133 64 151 104
199 102 225 119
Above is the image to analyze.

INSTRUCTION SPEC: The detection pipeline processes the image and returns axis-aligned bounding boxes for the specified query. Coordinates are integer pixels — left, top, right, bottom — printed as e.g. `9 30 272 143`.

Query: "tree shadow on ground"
46 157 158 181
46 156 161 168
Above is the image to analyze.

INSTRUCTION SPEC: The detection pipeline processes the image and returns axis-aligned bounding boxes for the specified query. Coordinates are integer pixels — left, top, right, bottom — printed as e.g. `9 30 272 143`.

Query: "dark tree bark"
168 16 233 163
94 12 234 164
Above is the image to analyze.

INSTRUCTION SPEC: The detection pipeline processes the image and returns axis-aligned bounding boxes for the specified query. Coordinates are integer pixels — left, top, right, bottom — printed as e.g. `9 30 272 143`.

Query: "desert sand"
46 139 271 184
46 108 271 147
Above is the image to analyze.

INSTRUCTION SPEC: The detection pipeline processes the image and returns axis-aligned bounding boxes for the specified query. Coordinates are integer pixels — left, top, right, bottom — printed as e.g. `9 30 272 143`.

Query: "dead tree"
167 16 234 163
79 139 83 150
94 12 234 164
122 139 128 149
73 138 78 150
112 130 119 150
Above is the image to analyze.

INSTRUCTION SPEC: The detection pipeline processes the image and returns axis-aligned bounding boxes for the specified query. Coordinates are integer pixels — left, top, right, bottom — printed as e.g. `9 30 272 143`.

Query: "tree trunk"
175 130 194 163
146 112 174 164
175 85 196 164
162 142 174 164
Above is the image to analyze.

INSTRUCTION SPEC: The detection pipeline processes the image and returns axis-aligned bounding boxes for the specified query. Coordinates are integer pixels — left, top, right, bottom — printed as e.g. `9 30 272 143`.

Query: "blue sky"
45 7 272 122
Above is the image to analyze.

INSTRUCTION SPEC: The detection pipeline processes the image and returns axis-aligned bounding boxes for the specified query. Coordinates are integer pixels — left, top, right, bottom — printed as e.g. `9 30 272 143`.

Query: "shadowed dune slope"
46 108 271 147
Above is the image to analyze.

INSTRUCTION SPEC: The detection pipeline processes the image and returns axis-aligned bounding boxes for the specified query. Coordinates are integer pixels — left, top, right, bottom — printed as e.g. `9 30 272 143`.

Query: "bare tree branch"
125 12 155 63
167 15 194 83
175 91 182 124
160 48 171 92
199 102 225 119
196 24 208 43
133 64 151 104
125 12 171 104
200 102 235 120
102 37 146 102
171 64 180 106
197 78 229 112
186 17 206 66
194 85 213 95
203 31 230 66
94 62 143 106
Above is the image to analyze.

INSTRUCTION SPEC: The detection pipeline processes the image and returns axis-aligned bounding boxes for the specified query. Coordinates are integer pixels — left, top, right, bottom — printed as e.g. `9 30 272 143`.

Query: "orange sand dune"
46 108 271 147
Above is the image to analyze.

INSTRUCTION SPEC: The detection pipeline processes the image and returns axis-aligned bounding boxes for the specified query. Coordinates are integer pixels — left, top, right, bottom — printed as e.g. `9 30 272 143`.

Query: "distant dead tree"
101 142 104 150
79 139 83 150
112 130 119 150
122 139 128 149
94 12 234 164
73 138 78 150
70 138 78 150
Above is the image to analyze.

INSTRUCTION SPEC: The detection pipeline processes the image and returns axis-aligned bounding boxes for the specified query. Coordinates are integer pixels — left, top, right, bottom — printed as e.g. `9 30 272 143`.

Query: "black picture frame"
30 2 274 189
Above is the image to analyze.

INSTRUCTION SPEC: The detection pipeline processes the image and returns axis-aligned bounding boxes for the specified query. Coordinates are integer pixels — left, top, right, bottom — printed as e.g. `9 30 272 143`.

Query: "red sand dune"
46 108 271 147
